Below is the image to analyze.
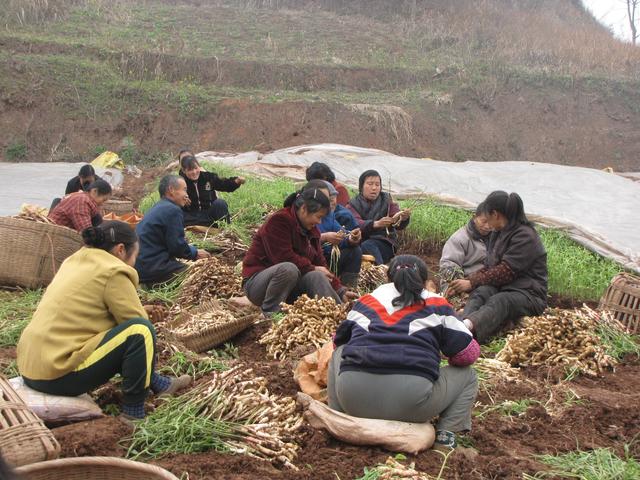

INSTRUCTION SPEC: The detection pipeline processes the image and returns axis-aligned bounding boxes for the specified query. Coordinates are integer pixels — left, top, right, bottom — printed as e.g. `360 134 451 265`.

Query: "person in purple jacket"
328 254 480 450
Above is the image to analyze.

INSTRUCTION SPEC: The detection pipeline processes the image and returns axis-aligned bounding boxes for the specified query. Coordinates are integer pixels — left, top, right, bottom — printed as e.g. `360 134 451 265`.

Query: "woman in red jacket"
242 183 353 315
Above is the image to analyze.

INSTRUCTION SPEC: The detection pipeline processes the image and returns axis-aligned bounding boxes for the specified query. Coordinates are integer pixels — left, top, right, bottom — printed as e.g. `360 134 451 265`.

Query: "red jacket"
333 180 350 207
242 206 342 292
48 192 99 232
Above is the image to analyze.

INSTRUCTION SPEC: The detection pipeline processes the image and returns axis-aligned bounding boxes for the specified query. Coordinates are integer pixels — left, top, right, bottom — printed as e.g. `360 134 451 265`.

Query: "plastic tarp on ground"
0 163 123 217
198 144 640 273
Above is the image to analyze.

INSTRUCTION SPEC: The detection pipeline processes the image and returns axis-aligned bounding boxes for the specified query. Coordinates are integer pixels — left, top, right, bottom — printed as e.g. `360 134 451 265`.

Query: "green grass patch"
525 446 640 480
0 289 43 347
160 351 227 379
596 323 640 361
5 141 27 161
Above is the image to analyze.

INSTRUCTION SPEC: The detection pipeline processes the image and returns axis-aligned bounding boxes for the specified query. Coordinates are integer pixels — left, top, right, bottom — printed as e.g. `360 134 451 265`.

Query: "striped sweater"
334 283 479 382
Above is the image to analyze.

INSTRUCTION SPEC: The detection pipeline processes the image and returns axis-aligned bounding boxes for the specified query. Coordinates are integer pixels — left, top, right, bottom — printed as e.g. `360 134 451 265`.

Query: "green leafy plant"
160 351 227 379
476 399 538 420
0 289 43 347
5 142 27 161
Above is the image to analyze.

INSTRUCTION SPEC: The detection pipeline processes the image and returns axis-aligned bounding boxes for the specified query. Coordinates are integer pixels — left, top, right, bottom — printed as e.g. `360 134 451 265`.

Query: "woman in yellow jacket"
17 220 191 419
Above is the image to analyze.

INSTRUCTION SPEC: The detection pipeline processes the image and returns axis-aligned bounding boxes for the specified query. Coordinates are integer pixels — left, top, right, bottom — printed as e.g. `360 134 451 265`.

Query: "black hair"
292 182 331 214
78 164 96 178
387 254 429 308
87 179 112 196
180 155 199 171
178 148 193 159
283 179 331 208
479 191 531 227
358 169 381 192
474 201 486 216
305 161 336 183
82 220 138 254
159 175 183 197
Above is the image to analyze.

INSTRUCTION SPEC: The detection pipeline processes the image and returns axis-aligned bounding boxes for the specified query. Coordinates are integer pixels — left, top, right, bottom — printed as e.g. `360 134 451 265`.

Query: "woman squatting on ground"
347 170 411 265
16 221 191 420
328 254 479 450
447 191 548 344
242 182 355 316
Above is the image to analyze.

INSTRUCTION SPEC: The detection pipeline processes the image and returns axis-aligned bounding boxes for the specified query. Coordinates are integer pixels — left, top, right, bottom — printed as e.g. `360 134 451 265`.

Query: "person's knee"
212 198 229 211
273 262 300 287
305 270 330 284
121 318 156 341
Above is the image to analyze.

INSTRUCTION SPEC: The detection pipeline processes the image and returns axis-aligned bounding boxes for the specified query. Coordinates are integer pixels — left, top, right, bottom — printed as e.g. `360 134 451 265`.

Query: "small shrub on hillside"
5 142 27 161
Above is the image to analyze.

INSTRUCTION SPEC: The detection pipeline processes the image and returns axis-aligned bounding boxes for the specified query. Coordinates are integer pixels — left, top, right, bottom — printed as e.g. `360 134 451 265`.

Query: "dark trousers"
324 245 362 279
141 263 187 288
361 238 395 265
463 286 540 344
24 318 156 405
183 199 230 227
244 262 342 313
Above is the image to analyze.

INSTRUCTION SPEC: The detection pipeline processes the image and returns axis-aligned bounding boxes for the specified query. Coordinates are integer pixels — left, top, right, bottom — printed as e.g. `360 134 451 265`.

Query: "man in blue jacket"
135 175 210 285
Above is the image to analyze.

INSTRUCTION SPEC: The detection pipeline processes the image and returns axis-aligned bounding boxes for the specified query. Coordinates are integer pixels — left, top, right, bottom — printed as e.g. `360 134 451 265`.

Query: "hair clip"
395 264 417 271
313 189 317 199
109 228 116 242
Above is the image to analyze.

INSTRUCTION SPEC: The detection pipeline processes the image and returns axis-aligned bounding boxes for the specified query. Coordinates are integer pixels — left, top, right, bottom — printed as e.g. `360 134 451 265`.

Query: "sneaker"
158 374 192 398
433 430 457 451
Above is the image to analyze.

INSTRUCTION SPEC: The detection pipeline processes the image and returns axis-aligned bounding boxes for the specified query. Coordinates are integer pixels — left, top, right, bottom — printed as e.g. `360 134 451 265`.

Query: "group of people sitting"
18 151 548 451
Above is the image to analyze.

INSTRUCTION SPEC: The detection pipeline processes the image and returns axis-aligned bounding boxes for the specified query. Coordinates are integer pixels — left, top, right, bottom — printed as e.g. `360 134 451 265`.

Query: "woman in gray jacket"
439 203 491 292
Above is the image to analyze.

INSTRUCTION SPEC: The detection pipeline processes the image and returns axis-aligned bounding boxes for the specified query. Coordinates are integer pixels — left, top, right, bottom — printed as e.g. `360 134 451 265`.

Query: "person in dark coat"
243 184 355 315
65 164 101 195
135 175 210 286
305 161 350 207
447 191 548 344
179 155 245 227
347 170 411 265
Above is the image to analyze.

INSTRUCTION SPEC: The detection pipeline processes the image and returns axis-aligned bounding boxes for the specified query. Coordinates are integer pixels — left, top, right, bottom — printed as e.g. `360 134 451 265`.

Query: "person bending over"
135 175 210 286
447 191 548 344
305 161 350 206
66 164 101 195
243 184 355 315
48 179 111 232
347 170 410 265
179 155 245 227
439 202 491 292
329 255 479 450
17 221 191 420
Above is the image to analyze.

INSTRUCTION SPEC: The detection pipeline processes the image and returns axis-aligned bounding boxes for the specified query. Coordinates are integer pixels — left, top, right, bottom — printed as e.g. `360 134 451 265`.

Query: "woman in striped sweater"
328 254 479 450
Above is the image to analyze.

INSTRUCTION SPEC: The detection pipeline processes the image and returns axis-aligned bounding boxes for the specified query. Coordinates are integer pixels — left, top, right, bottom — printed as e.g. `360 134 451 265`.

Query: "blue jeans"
361 238 395 265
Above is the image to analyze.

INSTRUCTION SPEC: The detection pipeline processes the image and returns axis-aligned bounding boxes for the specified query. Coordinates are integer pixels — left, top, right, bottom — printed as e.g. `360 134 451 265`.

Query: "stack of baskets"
0 217 83 288
102 199 134 216
599 272 640 334
0 376 60 468
169 299 259 353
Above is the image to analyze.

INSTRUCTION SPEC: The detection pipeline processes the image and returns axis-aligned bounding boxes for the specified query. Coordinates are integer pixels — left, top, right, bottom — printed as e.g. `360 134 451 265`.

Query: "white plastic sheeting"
198 144 640 273
0 163 123 217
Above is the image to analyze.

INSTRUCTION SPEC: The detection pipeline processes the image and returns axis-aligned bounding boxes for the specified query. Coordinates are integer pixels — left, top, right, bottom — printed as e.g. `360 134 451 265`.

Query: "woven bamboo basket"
599 273 640 334
102 199 134 215
15 457 179 480
0 377 60 468
170 300 259 353
0 217 82 288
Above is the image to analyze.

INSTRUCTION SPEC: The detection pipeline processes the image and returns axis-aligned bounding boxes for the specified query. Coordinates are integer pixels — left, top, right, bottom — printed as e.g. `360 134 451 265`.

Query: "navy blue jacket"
335 283 475 382
135 198 197 283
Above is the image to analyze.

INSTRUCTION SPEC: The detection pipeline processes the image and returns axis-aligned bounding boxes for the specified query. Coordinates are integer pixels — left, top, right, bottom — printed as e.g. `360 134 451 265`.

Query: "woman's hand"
314 265 334 279
321 231 345 245
373 217 394 229
348 227 361 244
235 176 246 185
342 290 359 302
446 279 472 296
196 249 211 259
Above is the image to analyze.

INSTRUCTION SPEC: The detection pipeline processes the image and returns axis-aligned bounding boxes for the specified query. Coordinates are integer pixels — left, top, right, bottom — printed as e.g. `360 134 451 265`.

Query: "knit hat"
358 170 381 192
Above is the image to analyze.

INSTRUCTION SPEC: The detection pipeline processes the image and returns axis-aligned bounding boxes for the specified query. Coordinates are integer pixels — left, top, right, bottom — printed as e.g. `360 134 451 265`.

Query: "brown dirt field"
45 295 640 480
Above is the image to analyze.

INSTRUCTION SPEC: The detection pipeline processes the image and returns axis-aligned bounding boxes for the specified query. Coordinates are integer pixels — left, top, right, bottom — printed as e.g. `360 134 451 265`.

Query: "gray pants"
464 285 543 344
328 345 477 432
244 262 342 313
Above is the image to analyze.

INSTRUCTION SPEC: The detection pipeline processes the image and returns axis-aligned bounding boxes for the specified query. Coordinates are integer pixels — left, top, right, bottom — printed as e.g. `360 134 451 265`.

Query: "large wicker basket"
0 217 82 288
102 199 134 215
169 300 259 353
0 377 60 468
15 457 179 480
599 273 640 334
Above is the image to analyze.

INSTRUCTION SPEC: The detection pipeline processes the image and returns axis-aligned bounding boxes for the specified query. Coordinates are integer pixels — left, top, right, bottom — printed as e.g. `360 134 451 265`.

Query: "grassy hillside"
1 0 639 168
